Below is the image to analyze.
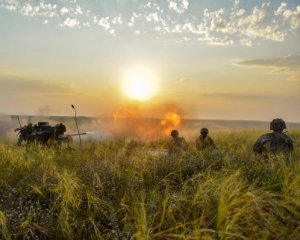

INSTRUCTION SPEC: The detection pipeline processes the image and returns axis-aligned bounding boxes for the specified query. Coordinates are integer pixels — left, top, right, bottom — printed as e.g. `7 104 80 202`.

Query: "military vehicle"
14 121 83 146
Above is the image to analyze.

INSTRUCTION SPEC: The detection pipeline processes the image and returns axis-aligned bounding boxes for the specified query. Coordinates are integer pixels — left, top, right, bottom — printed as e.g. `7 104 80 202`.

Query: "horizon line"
4 114 300 124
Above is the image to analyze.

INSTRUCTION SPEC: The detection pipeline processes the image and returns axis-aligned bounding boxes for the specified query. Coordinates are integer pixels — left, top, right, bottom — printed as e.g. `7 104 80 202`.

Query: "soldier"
54 123 67 139
195 128 215 151
253 118 293 159
25 123 33 134
15 123 33 145
168 129 188 156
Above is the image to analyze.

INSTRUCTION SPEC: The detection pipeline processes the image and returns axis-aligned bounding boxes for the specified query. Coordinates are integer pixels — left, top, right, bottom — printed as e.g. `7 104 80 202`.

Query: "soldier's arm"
209 137 216 148
253 136 264 153
253 134 270 154
181 138 188 150
286 136 294 152
195 138 200 150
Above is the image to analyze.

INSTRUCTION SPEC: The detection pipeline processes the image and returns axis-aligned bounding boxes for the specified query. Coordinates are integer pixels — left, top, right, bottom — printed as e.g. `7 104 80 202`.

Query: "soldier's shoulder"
282 132 292 138
282 133 293 142
257 133 273 141
207 136 214 140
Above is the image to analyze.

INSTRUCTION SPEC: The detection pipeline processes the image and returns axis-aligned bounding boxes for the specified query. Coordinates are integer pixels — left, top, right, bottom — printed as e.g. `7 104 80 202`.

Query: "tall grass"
0 130 299 239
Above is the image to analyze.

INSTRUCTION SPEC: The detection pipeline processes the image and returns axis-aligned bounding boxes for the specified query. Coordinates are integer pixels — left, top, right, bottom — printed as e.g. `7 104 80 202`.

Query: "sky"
0 0 300 122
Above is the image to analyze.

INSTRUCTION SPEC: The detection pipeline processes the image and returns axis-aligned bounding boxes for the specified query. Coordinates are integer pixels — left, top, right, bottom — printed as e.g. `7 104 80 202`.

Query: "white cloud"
75 5 83 15
145 2 161 12
168 0 189 13
1 1 59 18
146 12 160 22
275 3 300 29
192 3 287 44
61 17 80 28
240 38 253 47
127 12 142 27
0 1 299 47
1 0 18 11
60 7 69 16
203 8 226 32
198 36 234 46
94 16 111 31
4 4 17 10
20 3 33 16
112 16 122 25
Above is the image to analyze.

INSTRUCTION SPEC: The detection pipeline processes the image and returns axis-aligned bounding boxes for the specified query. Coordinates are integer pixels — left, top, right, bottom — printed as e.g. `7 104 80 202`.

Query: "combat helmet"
170 129 179 137
200 128 209 134
270 118 286 132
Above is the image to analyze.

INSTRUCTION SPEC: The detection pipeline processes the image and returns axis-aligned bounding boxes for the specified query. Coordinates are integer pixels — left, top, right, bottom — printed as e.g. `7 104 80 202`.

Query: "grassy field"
0 130 299 239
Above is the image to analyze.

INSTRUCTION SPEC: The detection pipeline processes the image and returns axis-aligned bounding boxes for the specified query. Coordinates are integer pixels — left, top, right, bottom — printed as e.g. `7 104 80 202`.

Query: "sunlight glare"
122 66 157 101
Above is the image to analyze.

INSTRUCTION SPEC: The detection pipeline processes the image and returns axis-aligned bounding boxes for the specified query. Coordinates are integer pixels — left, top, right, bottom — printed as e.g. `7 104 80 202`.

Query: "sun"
122 66 157 101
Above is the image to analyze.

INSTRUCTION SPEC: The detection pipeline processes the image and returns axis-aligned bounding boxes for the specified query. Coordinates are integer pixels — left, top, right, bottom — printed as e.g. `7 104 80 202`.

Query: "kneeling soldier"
195 128 215 151
168 129 188 156
253 118 293 161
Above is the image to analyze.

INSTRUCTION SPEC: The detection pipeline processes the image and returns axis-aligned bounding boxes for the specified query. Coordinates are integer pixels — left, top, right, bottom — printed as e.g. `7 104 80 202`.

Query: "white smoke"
0 114 17 141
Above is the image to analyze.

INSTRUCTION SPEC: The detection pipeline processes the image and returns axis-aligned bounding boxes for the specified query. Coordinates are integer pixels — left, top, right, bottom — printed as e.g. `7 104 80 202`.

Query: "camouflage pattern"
254 119 293 159
195 135 215 151
168 133 188 156
253 132 293 156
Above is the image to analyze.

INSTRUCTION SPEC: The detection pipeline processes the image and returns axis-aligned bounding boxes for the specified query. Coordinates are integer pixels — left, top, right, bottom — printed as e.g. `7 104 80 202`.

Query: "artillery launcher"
15 121 73 146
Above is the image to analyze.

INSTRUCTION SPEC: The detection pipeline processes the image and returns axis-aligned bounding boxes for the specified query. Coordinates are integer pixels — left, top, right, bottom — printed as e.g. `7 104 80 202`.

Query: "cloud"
1 1 299 45
168 0 189 13
0 1 85 27
275 3 300 29
61 17 80 28
146 12 160 22
240 38 253 47
198 36 234 46
192 3 286 44
236 54 300 81
152 2 297 45
60 7 69 16
16 2 58 18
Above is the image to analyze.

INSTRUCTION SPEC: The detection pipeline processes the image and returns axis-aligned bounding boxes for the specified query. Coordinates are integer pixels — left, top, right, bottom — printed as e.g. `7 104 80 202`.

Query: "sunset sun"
122 66 157 101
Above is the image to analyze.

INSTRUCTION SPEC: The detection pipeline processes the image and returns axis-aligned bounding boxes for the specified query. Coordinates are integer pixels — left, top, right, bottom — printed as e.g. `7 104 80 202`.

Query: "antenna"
71 104 82 147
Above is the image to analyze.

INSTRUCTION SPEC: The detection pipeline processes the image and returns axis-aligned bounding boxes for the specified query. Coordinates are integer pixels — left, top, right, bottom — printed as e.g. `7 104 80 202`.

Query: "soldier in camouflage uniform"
253 118 293 160
15 123 33 145
168 129 188 156
195 128 215 151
